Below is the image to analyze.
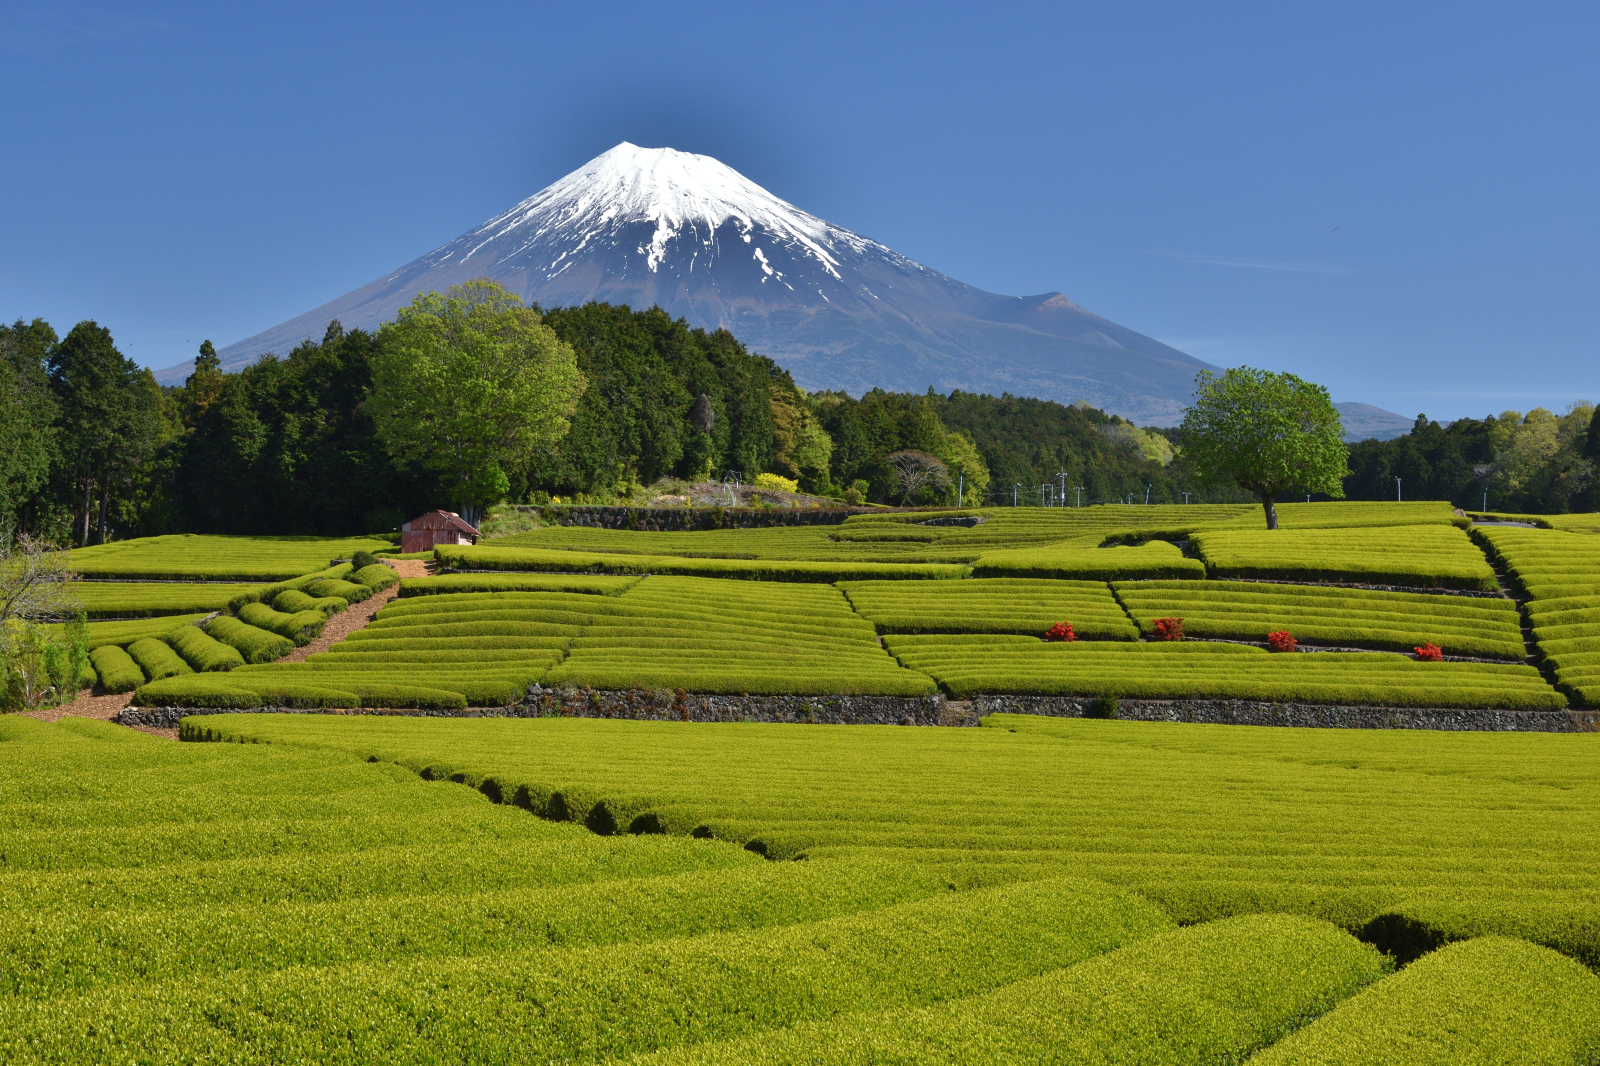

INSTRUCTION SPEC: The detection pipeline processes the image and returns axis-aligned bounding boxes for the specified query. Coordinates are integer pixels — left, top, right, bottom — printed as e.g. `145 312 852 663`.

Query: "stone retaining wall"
967 695 1600 732
519 505 867 531
118 690 1597 733
119 687 942 729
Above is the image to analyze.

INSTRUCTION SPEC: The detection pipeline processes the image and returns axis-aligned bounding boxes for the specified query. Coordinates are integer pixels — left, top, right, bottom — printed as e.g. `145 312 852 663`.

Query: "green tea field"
8 501 1600 1061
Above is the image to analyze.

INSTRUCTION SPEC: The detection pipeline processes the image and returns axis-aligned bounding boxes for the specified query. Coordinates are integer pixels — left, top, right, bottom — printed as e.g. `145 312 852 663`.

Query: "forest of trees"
1345 405 1600 513
5 295 1595 543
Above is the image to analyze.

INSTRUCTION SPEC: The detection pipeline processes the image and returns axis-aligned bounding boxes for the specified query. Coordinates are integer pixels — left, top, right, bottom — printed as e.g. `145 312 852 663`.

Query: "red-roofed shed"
400 510 481 554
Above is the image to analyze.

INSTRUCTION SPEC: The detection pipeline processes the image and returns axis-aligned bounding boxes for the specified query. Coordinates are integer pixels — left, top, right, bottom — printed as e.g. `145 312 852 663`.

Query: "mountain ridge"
173 144 1207 423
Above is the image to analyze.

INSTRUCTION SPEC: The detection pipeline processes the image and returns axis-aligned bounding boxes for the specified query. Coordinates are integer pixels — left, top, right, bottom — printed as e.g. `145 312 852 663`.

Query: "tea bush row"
204 616 293 664
972 538 1207 581
1190 525 1498 590
883 635 1563 706
1474 526 1600 706
69 534 391 581
397 573 642 597
1112 580 1526 659
839 577 1139 639
436 544 971 582
648 915 1387 1066
70 581 266 618
86 645 143 693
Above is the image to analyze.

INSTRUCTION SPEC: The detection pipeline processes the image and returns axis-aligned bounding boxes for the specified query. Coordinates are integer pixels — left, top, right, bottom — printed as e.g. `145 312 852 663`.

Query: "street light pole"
1396 477 1402 502
1013 483 1020 507
1075 485 1084 508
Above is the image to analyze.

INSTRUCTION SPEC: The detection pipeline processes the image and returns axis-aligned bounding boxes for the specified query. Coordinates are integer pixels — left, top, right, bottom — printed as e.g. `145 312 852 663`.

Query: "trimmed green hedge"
840 577 1139 640
238 602 326 645
351 563 399 591
164 625 244 672
125 637 193 681
304 578 374 604
885 635 1566 707
437 545 970 583
71 581 268 619
1250 936 1600 1065
203 617 292 665
133 674 468 710
88 645 145 693
226 564 356 612
272 589 346 616
397 573 643 597
972 539 1206 581
1192 525 1498 590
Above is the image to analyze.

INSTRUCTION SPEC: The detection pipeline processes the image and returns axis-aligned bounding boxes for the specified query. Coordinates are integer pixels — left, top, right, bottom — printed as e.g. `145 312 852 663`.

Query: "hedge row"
397 573 643 598
304 578 374 604
971 539 1207 581
68 534 391 581
164 625 244 672
351 563 399 591
87 645 144 693
1191 525 1498 590
204 616 293 664
133 674 469 710
125 637 192 681
226 563 355 613
436 544 971 582
71 581 267 619
839 577 1139 639
1112 579 1526 659
237 602 326 645
271 589 347 616
884 635 1566 707
1472 525 1600 705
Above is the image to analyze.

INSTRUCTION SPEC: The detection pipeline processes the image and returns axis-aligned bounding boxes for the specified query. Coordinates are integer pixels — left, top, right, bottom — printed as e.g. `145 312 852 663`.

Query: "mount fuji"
173 143 1217 424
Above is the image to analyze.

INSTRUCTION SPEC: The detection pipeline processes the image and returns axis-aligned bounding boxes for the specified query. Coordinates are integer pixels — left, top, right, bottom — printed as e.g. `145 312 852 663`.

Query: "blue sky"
2 0 1595 422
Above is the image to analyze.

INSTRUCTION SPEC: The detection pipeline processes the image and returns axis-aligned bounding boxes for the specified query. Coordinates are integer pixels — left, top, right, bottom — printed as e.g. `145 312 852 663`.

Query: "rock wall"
967 695 1600 733
530 505 864 531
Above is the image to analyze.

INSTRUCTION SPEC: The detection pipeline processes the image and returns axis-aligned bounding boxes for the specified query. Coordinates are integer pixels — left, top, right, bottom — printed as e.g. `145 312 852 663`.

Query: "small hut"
399 510 481 554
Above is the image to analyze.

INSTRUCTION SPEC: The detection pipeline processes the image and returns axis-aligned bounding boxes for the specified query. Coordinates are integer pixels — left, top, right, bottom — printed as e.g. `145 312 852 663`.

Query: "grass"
1113 579 1526 659
1191 525 1498 590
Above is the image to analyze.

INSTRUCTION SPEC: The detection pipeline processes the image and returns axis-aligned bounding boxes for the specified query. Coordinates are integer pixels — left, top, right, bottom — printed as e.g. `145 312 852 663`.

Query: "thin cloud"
1158 252 1354 275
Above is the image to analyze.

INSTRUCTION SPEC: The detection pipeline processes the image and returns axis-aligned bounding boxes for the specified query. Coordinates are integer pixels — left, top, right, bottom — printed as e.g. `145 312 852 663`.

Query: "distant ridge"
1335 402 1414 441
169 144 1216 424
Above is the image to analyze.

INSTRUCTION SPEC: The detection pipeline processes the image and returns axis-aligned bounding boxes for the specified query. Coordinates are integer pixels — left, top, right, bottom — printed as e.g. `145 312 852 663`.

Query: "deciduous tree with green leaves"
1180 367 1349 529
369 280 586 526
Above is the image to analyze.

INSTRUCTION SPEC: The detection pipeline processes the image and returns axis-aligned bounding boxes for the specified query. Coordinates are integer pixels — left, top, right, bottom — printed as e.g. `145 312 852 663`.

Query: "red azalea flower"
1045 622 1077 642
1267 630 1297 653
1153 617 1184 642
1414 642 1443 661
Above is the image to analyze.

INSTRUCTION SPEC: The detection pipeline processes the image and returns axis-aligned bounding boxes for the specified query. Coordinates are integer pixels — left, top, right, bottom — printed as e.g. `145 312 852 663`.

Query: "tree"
934 429 989 506
0 320 59 530
886 449 949 505
0 530 85 709
370 280 586 525
1179 367 1348 529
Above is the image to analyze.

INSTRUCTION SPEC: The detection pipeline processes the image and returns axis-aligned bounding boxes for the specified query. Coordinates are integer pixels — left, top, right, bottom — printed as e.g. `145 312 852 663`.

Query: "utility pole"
1075 485 1084 508
1013 483 1020 507
1182 491 1191 504
1145 484 1151 505
1483 488 1487 512
1396 477 1402 502
1057 471 1068 507
957 470 963 508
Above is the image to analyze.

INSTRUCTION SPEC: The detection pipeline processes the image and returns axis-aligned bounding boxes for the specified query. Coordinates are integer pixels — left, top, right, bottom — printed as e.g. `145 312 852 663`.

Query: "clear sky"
3 0 1595 422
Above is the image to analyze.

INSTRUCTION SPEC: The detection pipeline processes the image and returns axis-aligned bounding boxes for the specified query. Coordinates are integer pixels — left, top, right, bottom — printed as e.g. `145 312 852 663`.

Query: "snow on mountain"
174 144 1218 424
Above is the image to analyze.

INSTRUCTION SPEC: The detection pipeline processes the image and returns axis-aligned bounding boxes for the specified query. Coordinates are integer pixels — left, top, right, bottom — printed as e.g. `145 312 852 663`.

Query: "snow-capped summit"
181 144 1214 423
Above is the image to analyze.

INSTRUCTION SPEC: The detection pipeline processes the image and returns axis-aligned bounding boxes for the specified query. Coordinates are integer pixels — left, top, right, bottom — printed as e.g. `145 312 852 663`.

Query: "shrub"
842 486 864 506
125 637 193 681
305 578 375 604
350 550 379 571
164 625 245 672
1415 642 1443 661
238 602 325 644
351 563 399 591
1153 617 1185 641
88 645 145 693
1267 630 1298 653
204 616 293 664
753 472 799 493
1086 694 1118 719
272 589 346 616
1044 622 1077 643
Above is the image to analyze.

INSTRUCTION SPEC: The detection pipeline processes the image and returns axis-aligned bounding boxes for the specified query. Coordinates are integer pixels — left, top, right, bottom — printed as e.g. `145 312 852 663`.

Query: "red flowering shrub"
1152 617 1184 642
1414 642 1443 661
1266 630 1297 653
1045 622 1077 642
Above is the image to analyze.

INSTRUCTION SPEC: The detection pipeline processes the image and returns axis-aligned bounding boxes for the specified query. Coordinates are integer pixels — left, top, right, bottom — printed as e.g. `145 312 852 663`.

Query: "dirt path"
26 559 436 739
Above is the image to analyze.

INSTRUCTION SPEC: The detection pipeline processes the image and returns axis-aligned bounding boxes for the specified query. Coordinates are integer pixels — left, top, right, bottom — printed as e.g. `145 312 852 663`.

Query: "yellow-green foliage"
973 538 1207 580
1476 526 1600 706
87 645 144 693
68 535 390 580
885 634 1561 706
438 544 970 582
1114 579 1526 659
1192 524 1497 589
648 915 1386 1066
70 582 267 618
1250 936 1600 1065
840 577 1139 639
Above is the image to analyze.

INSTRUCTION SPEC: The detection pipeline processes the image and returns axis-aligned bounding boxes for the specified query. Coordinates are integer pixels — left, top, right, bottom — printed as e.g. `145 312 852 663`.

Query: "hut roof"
401 510 481 535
